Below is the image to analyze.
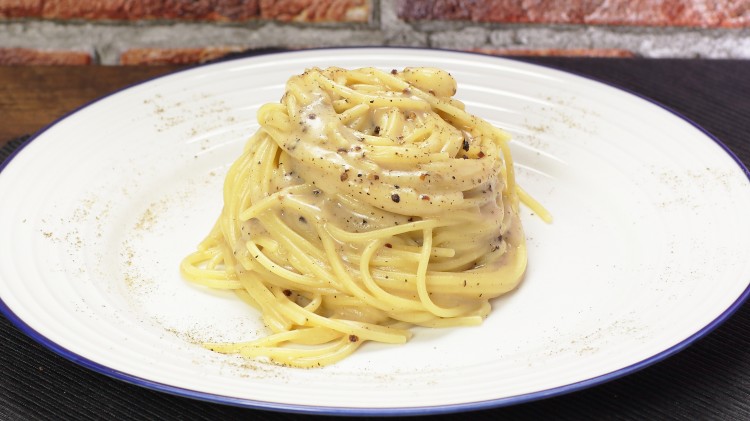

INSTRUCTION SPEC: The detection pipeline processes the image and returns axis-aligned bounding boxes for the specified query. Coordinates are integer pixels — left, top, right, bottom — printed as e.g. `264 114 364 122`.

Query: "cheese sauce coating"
181 67 532 368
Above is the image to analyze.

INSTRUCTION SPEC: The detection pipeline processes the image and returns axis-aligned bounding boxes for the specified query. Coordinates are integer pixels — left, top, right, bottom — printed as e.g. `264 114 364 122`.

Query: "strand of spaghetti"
301 291 324 313
272 290 411 344
413 227 474 318
233 289 262 313
180 251 241 289
278 341 363 368
324 219 448 243
245 240 326 288
337 103 370 124
286 79 314 105
516 185 553 223
496 130 517 197
258 215 328 267
367 253 525 295
257 103 291 133
238 185 308 221
180 268 237 288
267 287 319 326
318 223 421 314
239 338 349 359
390 243 455 257
322 221 476 317
426 248 491 272
219 148 256 243
205 327 341 353
242 338 362 368
359 238 425 311
236 274 293 333
309 72 431 110
366 149 451 165
256 208 345 291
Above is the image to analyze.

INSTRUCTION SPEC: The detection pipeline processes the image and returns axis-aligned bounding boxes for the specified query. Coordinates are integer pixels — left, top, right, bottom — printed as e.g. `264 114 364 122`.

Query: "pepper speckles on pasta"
180 67 548 368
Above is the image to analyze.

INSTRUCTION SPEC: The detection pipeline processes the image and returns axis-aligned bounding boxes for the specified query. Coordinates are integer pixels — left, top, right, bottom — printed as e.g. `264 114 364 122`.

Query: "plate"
1 48 749 415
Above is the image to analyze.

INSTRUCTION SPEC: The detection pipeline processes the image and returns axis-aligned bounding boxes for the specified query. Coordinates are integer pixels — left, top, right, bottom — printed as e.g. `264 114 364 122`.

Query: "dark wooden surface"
1 57 749 420
0 65 184 144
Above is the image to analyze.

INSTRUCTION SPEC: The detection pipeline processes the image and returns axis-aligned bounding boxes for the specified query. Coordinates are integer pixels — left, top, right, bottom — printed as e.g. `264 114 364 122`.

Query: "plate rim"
1 46 749 416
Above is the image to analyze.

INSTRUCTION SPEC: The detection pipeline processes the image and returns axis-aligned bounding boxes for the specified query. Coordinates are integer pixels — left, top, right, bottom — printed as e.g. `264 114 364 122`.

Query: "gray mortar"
0 0 748 63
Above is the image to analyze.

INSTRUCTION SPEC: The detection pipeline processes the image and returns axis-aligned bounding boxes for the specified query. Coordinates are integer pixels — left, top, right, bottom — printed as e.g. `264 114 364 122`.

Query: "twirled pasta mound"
181 67 544 368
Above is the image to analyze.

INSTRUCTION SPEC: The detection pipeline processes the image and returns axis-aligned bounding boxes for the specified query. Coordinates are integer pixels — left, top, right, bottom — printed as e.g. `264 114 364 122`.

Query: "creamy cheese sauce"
182 67 529 368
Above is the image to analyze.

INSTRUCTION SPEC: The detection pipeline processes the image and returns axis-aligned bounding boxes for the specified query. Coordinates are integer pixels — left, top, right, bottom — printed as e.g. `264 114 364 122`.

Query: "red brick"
0 0 42 17
398 0 750 28
0 0 371 22
585 0 750 27
472 48 637 58
0 47 93 65
31 0 259 21
260 0 369 22
119 46 247 65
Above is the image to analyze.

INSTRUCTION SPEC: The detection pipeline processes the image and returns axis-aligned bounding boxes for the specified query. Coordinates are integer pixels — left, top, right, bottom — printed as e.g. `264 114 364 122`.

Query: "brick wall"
0 0 748 65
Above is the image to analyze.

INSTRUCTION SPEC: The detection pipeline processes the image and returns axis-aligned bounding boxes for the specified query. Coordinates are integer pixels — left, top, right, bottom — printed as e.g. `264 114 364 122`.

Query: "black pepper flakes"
299 216 307 224
340 170 349 181
283 289 292 296
374 126 381 135
462 139 470 151
349 334 359 342
391 193 400 203
390 69 398 75
384 243 392 248
308 113 316 119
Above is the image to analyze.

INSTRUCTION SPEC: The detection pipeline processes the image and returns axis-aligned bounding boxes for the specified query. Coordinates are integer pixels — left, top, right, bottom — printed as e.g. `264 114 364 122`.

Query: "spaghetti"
181 67 548 368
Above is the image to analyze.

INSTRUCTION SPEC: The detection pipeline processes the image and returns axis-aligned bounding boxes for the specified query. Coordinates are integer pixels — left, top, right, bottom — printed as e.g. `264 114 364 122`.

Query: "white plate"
1 48 749 415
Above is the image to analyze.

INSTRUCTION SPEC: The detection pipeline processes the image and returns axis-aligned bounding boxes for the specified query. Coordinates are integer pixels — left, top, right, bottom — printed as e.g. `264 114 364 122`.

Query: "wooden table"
1 58 749 420
0 66 185 145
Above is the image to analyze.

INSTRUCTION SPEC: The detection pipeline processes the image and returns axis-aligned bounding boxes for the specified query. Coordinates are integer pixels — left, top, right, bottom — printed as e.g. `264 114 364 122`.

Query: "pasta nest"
181 67 529 368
